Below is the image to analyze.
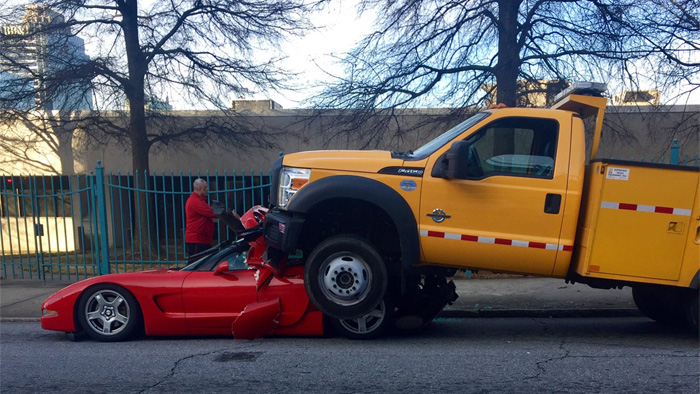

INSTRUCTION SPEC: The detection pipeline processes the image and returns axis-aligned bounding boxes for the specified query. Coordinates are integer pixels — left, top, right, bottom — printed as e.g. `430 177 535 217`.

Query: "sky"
247 3 700 109
260 2 375 109
5 0 697 109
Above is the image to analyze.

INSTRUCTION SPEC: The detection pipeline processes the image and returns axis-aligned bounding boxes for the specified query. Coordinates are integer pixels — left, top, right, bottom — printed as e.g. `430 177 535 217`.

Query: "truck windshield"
408 112 491 159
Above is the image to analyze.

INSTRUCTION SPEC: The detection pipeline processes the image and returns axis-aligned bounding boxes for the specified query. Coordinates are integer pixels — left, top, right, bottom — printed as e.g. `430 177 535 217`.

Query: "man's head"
193 179 208 197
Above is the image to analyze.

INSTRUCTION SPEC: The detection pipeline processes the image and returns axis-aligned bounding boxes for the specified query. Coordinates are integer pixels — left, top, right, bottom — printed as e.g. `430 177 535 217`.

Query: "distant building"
483 80 570 107
145 96 173 111
611 90 660 106
0 5 93 110
231 99 283 112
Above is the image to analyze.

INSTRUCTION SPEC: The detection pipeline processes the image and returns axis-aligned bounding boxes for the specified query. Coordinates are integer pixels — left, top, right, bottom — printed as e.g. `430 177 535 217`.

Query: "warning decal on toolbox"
606 167 629 181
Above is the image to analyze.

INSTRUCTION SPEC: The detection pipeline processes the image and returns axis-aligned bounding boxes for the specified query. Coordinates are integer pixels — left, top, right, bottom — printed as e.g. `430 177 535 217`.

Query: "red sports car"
41 207 392 342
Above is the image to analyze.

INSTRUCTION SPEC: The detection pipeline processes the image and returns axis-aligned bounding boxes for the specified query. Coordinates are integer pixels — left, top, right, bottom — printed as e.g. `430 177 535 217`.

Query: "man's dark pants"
186 242 212 262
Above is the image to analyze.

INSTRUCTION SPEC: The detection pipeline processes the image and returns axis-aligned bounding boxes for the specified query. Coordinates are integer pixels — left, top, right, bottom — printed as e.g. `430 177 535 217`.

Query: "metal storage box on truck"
573 160 699 287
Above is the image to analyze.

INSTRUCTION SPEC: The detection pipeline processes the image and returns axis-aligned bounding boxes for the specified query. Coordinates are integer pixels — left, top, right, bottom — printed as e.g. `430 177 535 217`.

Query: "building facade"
0 5 92 111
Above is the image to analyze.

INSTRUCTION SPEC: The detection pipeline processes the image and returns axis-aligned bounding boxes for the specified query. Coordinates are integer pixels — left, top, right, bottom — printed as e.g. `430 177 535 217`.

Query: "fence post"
94 161 110 275
670 138 680 165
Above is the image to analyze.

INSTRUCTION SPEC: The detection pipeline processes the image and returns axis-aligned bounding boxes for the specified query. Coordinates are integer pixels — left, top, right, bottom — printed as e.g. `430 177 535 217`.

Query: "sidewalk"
0 276 639 322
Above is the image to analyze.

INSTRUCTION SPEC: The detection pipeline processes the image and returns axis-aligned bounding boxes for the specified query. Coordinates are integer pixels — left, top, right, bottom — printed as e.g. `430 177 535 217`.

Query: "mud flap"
231 297 281 340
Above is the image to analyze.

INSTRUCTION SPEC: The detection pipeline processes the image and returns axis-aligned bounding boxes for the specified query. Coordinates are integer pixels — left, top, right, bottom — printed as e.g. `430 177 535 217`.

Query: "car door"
419 114 572 276
182 252 258 334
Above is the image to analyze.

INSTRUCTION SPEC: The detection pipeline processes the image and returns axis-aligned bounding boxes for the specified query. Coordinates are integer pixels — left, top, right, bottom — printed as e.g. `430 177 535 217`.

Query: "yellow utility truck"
262 83 699 332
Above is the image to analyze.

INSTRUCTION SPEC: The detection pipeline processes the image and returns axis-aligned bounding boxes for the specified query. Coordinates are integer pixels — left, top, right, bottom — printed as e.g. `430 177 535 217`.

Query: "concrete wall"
1 105 698 175
597 105 699 162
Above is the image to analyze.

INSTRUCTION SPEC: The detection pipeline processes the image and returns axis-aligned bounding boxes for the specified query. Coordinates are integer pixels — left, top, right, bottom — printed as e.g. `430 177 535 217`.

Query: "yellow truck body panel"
573 161 700 287
283 150 401 173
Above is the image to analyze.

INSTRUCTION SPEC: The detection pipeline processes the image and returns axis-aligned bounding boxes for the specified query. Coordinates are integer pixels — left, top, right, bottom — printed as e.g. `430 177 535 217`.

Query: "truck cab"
417 107 585 279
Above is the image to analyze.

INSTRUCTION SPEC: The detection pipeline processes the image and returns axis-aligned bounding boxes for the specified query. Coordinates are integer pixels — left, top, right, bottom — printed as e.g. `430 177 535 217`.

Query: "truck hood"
282 150 406 173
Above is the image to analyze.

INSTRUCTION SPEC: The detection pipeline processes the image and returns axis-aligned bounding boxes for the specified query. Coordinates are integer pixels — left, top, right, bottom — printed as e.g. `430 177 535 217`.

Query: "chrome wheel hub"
101 306 116 320
321 253 370 305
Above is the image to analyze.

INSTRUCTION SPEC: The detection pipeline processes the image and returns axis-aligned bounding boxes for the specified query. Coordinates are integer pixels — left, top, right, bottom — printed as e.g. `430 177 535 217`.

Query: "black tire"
330 299 393 340
305 235 387 319
632 285 684 325
683 289 699 332
77 284 142 342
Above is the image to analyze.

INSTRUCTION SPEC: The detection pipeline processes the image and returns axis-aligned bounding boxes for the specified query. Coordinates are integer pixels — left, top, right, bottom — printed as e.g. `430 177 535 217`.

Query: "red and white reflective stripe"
420 230 573 252
601 201 692 216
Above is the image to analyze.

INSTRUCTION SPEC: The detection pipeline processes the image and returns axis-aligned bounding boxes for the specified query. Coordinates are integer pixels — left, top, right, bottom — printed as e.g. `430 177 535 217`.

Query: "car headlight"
278 167 311 209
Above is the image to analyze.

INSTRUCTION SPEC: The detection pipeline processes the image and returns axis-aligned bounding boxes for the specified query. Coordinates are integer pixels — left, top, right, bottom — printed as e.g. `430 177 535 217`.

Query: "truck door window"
465 117 559 179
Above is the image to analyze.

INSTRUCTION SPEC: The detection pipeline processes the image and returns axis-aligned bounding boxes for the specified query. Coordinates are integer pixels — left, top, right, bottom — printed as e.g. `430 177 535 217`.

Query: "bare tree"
0 0 320 175
314 0 699 112
0 1 321 256
0 110 80 174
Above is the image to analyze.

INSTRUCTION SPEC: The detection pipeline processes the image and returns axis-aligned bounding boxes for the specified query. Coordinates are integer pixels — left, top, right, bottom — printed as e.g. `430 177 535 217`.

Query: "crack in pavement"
137 342 264 393
523 338 571 382
521 336 697 383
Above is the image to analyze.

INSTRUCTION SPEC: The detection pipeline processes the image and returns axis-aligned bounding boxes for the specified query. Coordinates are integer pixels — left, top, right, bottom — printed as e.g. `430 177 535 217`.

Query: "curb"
0 317 40 322
438 308 642 319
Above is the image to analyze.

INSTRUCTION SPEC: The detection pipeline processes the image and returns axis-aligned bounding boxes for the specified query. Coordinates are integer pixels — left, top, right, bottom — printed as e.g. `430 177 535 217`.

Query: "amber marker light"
42 309 58 317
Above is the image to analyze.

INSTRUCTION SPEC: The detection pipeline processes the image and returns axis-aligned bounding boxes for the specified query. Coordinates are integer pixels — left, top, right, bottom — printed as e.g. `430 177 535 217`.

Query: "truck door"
419 115 572 276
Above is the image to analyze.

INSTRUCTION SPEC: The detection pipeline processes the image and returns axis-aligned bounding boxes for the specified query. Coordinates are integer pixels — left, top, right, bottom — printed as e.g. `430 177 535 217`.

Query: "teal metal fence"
1 163 271 280
1 173 100 280
620 139 699 166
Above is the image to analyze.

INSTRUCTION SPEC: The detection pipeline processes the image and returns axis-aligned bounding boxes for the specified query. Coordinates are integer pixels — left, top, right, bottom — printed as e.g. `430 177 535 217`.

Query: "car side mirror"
213 261 230 276
441 140 483 179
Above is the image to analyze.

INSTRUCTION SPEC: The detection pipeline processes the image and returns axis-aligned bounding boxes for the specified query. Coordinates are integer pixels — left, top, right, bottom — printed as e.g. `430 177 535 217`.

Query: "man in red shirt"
185 179 218 260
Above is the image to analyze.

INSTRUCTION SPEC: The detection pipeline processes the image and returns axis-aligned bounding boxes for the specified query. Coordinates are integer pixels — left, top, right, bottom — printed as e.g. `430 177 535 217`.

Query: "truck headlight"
278 167 310 209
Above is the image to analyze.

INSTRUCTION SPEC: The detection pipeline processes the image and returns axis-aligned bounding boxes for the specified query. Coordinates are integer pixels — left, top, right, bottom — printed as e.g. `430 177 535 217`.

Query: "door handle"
544 194 561 214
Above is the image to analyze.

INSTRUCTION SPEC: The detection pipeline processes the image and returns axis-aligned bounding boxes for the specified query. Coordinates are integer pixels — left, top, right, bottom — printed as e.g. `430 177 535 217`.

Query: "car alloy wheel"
332 299 392 340
78 284 141 342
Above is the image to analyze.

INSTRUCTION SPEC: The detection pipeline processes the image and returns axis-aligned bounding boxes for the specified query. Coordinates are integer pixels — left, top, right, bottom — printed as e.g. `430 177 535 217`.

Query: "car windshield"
181 244 250 271
408 112 491 159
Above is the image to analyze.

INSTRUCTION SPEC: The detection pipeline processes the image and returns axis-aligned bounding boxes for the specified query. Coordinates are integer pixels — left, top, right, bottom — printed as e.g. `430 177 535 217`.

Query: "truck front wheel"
304 235 387 319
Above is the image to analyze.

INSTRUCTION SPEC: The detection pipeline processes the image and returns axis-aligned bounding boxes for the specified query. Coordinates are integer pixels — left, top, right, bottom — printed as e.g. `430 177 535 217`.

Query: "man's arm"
190 198 218 218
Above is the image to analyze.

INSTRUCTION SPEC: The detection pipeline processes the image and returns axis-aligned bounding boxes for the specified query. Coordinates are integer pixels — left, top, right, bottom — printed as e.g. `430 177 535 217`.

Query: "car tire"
77 284 142 342
330 299 393 340
305 235 387 319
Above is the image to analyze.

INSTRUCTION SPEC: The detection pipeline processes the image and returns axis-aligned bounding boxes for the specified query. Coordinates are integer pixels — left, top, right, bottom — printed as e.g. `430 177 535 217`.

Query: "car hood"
282 150 404 173
42 268 178 304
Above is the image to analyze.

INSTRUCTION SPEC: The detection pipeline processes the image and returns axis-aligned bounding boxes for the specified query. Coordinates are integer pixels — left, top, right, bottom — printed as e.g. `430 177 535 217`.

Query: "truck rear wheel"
304 235 387 319
632 285 685 326
683 289 698 332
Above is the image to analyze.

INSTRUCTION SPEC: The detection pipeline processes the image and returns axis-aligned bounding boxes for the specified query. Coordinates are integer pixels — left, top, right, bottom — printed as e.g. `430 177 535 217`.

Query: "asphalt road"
1 317 698 394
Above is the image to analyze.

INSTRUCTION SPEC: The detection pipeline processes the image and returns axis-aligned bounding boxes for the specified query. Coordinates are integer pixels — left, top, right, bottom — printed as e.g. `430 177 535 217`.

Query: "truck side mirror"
438 140 483 179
